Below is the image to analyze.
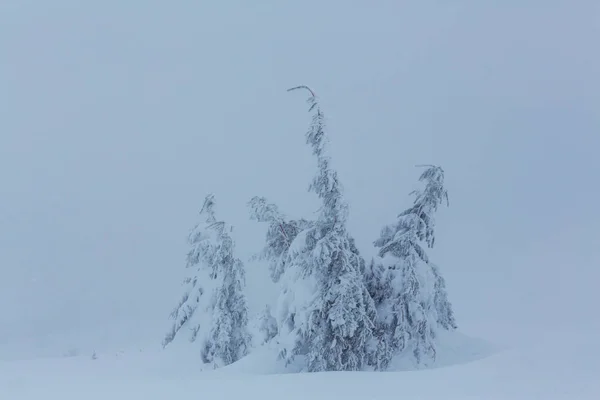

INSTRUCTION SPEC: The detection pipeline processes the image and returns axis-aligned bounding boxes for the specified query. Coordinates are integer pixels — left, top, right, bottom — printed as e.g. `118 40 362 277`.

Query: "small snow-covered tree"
275 86 376 372
163 195 218 348
201 222 251 366
402 165 456 331
430 262 457 331
255 305 279 345
369 165 455 369
164 194 250 367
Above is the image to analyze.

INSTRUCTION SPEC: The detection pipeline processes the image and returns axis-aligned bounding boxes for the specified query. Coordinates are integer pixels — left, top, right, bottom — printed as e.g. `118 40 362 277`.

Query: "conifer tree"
254 305 278 345
274 86 376 372
248 196 313 283
369 165 455 369
430 262 457 331
163 195 218 348
164 194 250 367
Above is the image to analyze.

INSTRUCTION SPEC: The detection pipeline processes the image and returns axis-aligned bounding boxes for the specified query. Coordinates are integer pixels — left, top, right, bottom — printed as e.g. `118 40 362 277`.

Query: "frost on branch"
369 165 456 370
274 86 376 372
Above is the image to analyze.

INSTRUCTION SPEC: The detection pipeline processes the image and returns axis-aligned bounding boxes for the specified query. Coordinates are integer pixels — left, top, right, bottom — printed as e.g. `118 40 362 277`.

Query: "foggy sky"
1 1 599 349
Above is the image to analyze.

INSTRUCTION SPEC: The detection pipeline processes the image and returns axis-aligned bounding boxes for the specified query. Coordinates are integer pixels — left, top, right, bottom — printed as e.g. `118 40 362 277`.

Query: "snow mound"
219 330 498 375
388 330 499 371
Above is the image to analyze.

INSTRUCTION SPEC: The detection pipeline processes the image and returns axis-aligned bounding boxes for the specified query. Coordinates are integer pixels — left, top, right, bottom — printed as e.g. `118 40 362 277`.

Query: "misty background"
1 1 598 356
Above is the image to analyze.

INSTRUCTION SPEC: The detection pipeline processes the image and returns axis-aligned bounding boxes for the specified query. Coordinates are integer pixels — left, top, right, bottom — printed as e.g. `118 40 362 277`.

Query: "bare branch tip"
287 85 316 97
415 164 436 168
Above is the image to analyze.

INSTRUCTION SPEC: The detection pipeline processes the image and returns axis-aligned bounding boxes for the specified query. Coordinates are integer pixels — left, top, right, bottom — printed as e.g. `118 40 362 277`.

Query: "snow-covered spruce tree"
254 305 279 345
274 86 376 372
403 166 456 331
163 195 218 348
163 194 250 367
369 165 455 370
430 262 457 331
249 195 365 286
248 196 313 283
201 229 251 366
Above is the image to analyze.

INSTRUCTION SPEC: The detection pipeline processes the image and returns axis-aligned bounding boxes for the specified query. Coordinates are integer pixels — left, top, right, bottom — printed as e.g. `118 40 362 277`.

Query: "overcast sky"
1 1 599 349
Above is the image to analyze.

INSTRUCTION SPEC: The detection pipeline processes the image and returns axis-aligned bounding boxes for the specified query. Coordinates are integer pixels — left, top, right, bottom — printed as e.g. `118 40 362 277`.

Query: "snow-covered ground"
2 323 598 399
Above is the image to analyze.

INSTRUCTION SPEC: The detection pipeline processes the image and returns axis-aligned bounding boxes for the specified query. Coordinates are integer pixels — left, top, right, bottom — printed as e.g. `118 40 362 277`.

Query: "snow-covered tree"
254 305 279 345
274 86 376 372
163 195 218 348
430 262 457 331
248 196 313 283
201 225 251 366
369 165 455 369
163 194 250 367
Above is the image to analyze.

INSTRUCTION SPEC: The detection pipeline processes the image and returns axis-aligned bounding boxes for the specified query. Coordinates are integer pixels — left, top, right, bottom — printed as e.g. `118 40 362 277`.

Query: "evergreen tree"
163 195 219 348
164 194 250 367
430 262 457 331
275 86 376 372
369 165 455 369
248 196 313 283
254 305 279 345
201 220 251 366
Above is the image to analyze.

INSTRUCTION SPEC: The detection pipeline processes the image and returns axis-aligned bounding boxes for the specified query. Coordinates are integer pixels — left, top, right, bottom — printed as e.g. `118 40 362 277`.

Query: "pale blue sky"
1 1 598 349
